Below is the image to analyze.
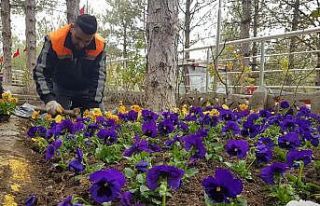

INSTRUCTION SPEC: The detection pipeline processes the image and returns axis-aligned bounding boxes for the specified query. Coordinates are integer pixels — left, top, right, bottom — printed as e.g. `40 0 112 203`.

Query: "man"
33 14 106 115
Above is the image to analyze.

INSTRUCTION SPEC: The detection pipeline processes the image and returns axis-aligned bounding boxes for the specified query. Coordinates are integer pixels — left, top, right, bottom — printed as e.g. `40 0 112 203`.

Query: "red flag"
12 48 20 58
79 6 85 15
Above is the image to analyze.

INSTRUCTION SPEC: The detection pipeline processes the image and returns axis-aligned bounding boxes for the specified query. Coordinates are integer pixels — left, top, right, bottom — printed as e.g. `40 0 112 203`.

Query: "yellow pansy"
2 91 12 100
131 105 142 112
44 114 52 121
104 111 113 119
222 104 229 110
118 105 126 114
209 109 220 117
9 97 18 104
239 103 248 111
55 115 63 123
31 110 40 120
181 104 188 116
92 108 102 117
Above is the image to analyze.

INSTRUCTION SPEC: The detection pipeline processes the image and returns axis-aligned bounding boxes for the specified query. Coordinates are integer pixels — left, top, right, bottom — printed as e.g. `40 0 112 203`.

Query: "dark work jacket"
33 24 106 106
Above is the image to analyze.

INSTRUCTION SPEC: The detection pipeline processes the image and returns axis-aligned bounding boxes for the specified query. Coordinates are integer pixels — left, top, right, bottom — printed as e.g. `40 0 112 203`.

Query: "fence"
106 26 320 95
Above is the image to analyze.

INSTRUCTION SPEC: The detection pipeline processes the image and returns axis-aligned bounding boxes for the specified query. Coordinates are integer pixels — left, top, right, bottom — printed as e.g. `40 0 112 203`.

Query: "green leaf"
124 167 135 178
140 185 150 193
136 173 145 184
224 161 233 168
185 168 199 178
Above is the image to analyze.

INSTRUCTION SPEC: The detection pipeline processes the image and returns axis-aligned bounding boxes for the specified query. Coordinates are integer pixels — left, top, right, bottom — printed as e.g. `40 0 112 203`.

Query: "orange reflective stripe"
49 24 105 59
86 34 105 58
49 24 72 57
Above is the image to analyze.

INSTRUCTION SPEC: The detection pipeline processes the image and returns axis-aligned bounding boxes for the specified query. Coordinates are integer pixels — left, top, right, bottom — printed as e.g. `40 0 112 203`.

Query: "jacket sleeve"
88 44 107 104
0 81 3 96
33 36 57 104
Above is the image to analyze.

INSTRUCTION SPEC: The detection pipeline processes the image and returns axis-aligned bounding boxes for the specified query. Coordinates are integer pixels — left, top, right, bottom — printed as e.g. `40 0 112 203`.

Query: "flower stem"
162 191 166 206
160 180 168 206
297 162 304 186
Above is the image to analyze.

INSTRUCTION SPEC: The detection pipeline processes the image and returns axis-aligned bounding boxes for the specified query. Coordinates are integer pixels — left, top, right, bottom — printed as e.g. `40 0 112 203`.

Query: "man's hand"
45 100 64 116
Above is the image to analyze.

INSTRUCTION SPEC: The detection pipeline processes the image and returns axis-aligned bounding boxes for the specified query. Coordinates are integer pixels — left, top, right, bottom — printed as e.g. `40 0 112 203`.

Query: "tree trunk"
1 0 12 85
240 0 251 68
183 0 192 93
25 0 37 93
66 0 80 23
252 0 259 71
236 0 251 93
145 0 178 111
316 32 320 86
286 0 299 89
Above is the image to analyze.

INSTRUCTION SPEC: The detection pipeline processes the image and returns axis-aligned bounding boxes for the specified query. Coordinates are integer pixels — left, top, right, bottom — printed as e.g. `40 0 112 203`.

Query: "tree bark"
25 0 37 93
316 32 320 86
240 0 251 68
235 0 251 93
145 0 178 111
1 0 12 85
183 0 192 93
286 0 299 90
66 0 80 23
252 0 259 71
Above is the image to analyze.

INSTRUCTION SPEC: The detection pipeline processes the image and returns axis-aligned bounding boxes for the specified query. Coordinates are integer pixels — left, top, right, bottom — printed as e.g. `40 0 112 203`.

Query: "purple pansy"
202 168 243 203
58 196 82 206
183 134 206 160
97 128 118 145
123 136 153 157
280 100 290 109
120 191 144 206
27 126 47 138
45 139 62 160
225 139 249 159
278 132 301 150
165 135 181 148
142 121 158 138
286 149 313 168
158 119 175 135
68 148 85 173
260 162 288 184
84 123 99 137
71 122 85 134
222 121 240 136
141 109 159 122
25 195 37 206
135 160 149 173
146 165 184 191
255 143 273 163
89 169 126 204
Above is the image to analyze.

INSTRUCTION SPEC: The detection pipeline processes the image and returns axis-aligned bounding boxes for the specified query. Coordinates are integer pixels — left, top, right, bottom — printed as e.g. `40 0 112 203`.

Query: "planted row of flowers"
26 102 320 205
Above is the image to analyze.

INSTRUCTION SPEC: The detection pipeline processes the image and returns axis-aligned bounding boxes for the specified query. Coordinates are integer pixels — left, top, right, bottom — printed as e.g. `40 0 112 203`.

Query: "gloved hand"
45 100 64 116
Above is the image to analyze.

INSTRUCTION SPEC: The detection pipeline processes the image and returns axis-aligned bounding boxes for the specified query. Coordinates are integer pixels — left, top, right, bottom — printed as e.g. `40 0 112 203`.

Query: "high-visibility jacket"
33 24 106 105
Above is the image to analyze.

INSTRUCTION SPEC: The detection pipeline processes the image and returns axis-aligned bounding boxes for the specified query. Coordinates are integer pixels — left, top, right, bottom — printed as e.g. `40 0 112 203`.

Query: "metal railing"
104 27 320 94
180 26 320 93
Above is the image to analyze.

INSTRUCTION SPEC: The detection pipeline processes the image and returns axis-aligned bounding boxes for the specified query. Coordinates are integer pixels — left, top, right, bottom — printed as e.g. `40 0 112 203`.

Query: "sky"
11 0 108 41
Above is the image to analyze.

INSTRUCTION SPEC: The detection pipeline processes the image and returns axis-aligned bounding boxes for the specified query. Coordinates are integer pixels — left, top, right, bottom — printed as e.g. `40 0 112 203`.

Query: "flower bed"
25 102 320 206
